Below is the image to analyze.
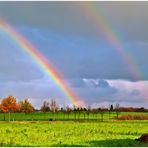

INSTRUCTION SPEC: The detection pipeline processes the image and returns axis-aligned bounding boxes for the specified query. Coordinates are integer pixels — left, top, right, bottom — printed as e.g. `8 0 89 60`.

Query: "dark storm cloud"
0 33 43 82
0 2 96 37
67 79 86 88
96 1 148 42
96 79 110 88
0 1 148 41
0 1 148 81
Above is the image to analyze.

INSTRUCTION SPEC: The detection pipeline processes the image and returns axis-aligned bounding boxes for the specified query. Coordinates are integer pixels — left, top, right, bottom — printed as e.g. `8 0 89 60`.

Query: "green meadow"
0 111 147 121
0 111 115 121
0 121 147 147
0 112 147 146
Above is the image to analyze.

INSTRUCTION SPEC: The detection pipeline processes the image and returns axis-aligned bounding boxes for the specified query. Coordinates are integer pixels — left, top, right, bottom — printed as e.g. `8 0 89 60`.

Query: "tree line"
0 95 147 114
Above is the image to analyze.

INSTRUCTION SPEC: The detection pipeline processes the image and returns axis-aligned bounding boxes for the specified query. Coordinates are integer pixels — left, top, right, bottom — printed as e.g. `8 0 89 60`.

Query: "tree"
83 107 87 120
110 104 113 111
49 99 59 112
60 107 66 119
100 107 104 122
86 105 91 120
19 99 35 114
66 106 72 120
0 96 20 121
40 101 50 112
108 104 113 120
49 99 59 119
0 95 19 113
77 107 81 120
115 103 120 119
73 105 77 120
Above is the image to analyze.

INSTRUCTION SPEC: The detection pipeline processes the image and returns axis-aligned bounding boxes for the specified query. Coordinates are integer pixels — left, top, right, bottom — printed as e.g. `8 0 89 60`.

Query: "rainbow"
0 18 84 107
81 2 143 81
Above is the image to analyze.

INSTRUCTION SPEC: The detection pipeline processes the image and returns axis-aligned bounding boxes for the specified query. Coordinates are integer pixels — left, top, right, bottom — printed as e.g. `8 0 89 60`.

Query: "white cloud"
108 79 148 100
0 78 147 108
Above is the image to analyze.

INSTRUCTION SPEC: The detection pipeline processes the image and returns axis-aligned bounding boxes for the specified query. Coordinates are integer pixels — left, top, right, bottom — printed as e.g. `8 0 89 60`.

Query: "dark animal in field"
49 118 56 121
135 134 148 143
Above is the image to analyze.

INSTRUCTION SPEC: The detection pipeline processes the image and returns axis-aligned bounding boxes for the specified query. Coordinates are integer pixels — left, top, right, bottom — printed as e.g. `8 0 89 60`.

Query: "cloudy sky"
0 1 148 108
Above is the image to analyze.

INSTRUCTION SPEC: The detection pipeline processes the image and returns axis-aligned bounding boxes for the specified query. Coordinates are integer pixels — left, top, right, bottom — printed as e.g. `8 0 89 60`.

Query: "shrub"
116 114 148 120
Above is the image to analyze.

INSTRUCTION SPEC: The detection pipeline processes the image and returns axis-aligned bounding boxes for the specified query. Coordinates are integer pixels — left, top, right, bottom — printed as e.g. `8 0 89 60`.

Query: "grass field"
0 111 147 121
0 121 147 147
0 112 147 147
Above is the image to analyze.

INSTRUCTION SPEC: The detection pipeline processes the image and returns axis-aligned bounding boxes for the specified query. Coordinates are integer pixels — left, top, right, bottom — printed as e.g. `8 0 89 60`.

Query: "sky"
0 1 148 108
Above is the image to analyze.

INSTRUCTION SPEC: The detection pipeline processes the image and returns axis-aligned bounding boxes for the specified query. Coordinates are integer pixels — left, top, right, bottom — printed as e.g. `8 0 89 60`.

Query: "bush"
116 114 148 120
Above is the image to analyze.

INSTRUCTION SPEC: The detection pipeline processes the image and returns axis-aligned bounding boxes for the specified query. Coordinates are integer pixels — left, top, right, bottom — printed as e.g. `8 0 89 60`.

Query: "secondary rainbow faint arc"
0 19 83 107
81 2 143 81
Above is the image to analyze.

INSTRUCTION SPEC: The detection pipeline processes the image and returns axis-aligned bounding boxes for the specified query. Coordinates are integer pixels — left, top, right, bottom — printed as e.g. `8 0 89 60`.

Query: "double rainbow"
0 3 145 107
0 18 83 107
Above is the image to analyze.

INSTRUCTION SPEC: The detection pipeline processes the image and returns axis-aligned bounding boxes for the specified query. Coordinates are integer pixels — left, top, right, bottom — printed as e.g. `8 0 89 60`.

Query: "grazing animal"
49 118 56 121
135 134 148 143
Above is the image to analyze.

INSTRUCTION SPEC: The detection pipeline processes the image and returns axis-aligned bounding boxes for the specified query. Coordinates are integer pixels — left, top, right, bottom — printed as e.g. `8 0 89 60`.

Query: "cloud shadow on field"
51 138 148 147
85 138 148 147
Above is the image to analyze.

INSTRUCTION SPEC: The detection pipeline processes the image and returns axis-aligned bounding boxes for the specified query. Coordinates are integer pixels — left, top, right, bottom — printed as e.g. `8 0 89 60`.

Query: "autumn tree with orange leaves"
0 95 20 113
19 99 35 114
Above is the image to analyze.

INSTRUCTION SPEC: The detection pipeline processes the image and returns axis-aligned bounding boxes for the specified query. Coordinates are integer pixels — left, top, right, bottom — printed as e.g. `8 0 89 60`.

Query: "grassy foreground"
0 121 147 147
